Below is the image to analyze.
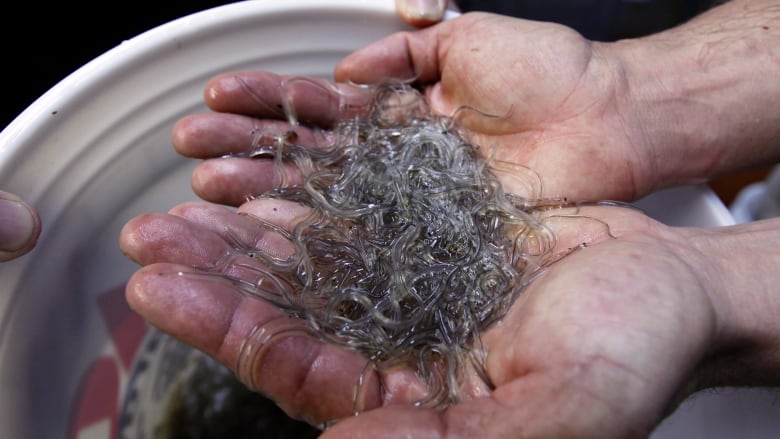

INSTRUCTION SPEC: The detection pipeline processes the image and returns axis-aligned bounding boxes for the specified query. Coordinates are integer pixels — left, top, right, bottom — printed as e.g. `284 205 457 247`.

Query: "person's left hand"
120 198 724 437
171 13 661 206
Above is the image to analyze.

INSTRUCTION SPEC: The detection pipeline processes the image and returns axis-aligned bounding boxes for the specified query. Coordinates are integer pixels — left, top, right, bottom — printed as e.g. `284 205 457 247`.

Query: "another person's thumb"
396 0 447 27
0 191 41 262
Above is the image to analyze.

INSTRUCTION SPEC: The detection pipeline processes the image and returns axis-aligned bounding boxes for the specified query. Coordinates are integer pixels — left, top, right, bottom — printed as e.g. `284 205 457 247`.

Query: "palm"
320 206 716 437
463 209 714 437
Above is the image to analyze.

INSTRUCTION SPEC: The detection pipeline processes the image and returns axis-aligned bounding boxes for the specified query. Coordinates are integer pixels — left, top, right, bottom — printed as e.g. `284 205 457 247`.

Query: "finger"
118 202 275 272
172 112 325 159
396 0 447 28
334 20 450 85
0 191 41 262
190 157 306 206
176 112 330 206
119 210 232 267
167 200 299 261
120 199 306 294
203 71 374 127
120 200 307 267
167 198 310 260
233 198 312 227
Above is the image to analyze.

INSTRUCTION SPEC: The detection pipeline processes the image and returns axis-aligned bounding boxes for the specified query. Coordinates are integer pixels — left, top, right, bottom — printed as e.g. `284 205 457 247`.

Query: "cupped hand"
173 13 657 206
120 199 721 437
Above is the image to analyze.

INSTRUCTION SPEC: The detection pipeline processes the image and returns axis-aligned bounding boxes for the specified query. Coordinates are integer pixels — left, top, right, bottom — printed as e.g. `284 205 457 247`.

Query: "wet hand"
120 201 720 437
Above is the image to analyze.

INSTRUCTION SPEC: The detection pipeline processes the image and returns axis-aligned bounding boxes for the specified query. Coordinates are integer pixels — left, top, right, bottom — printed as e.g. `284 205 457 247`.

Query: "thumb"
334 17 452 85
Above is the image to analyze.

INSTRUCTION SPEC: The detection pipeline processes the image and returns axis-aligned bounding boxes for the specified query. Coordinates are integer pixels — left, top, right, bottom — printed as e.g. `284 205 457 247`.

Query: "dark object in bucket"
119 329 320 438
156 353 320 439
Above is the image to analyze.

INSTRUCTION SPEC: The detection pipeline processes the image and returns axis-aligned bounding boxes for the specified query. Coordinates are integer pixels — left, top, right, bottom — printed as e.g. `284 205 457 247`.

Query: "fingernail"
0 198 36 252
397 0 447 22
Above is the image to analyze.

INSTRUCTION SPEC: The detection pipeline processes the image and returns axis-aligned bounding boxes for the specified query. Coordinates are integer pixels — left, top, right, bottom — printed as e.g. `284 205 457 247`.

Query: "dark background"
1 1 236 129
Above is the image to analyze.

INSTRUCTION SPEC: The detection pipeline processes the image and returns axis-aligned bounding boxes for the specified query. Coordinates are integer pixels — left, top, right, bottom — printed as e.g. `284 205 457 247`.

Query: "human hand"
332 11 683 203
385 4 780 201
175 6 780 206
121 198 777 437
173 13 657 205
0 190 40 262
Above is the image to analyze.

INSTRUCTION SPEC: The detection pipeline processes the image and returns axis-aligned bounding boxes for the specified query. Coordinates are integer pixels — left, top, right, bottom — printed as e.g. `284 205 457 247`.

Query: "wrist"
683 218 780 390
602 1 780 192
